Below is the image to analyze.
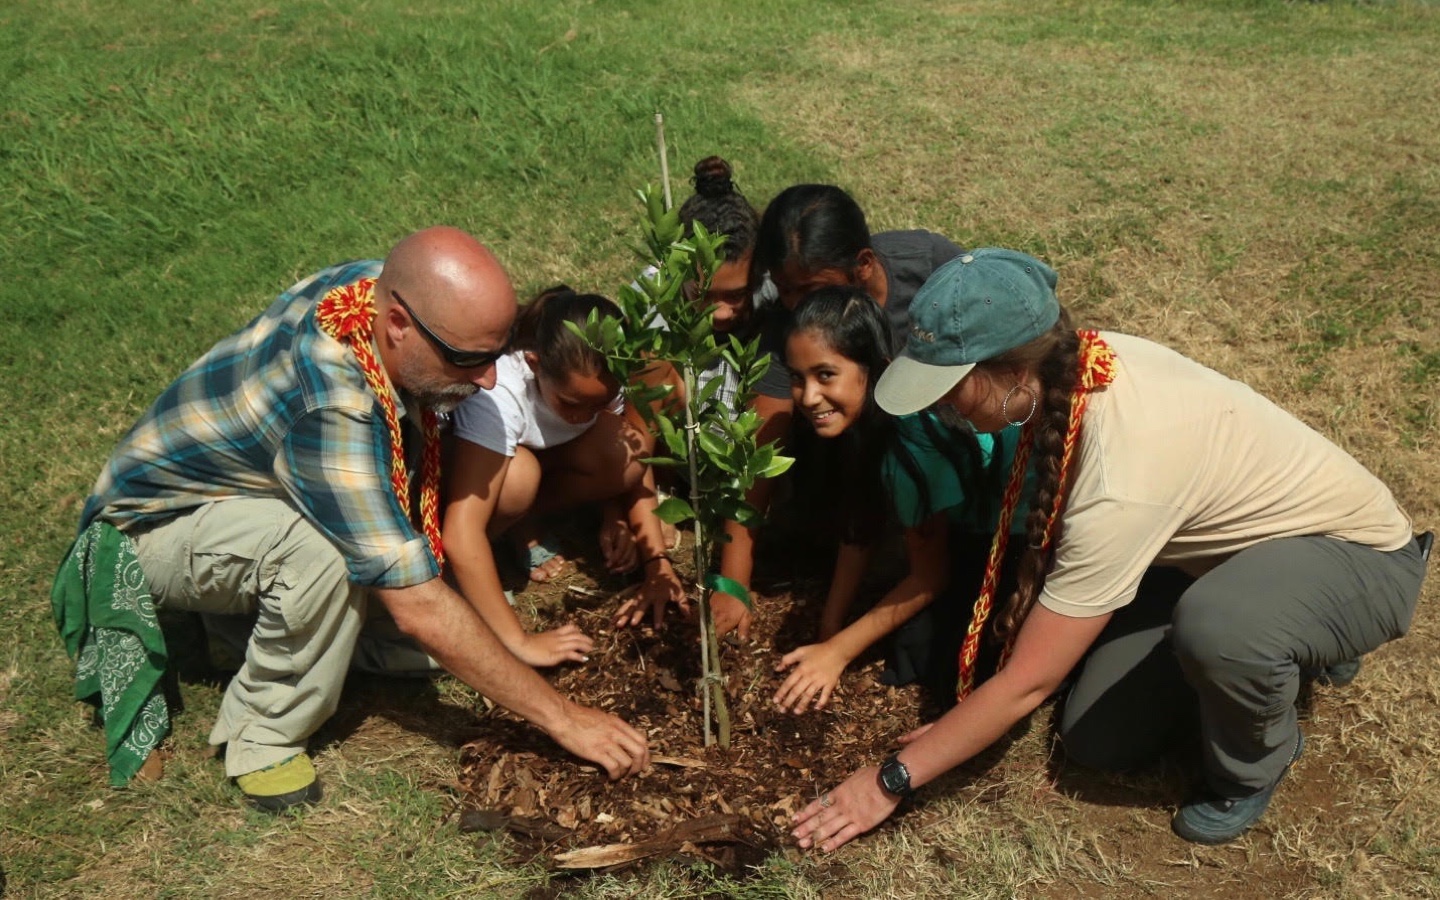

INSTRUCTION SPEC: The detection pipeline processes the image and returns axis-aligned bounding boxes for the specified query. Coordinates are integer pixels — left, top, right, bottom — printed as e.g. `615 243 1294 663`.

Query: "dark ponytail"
512 285 621 382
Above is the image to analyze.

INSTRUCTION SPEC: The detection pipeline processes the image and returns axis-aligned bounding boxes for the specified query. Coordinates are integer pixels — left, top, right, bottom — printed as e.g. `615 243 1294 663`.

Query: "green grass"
4 0 1440 897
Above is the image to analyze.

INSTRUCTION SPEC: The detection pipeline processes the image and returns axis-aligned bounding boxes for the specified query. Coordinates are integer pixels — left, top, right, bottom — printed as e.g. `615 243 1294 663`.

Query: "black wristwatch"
878 753 914 799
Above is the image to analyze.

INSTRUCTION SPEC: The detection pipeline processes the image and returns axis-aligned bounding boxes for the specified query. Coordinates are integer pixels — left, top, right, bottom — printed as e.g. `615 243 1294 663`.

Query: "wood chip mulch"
454 574 930 871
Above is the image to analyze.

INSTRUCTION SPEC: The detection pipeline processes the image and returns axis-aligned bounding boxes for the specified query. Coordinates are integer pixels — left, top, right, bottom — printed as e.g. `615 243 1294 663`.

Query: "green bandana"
52 521 170 787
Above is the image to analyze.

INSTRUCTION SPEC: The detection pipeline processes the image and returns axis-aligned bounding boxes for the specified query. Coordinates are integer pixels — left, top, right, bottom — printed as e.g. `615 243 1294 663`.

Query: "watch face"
880 758 911 796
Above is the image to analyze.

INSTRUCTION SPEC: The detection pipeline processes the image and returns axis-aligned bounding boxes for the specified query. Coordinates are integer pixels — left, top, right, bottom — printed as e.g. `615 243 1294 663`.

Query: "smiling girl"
443 286 683 668
712 184 966 640
771 286 1026 714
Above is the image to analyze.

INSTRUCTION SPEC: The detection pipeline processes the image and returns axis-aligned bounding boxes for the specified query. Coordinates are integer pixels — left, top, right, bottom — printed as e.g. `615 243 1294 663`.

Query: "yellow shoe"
235 754 321 813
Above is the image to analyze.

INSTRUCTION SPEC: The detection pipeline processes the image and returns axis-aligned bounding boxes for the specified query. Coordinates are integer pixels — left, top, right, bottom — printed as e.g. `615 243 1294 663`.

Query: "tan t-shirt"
1038 333 1413 619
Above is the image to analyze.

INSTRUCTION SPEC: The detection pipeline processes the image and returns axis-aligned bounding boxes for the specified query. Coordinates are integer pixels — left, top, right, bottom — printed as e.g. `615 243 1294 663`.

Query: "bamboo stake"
683 365 712 746
654 112 673 211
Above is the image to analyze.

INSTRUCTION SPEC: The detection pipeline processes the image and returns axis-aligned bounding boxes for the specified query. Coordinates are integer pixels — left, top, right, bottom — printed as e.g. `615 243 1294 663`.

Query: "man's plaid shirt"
82 260 439 589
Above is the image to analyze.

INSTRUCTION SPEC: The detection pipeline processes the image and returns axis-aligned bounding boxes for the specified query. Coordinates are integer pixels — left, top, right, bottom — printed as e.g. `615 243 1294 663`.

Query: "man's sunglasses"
391 290 508 369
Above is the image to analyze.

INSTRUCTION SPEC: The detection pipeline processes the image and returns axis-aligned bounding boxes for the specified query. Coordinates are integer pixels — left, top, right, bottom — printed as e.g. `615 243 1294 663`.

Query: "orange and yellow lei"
956 330 1116 700
316 277 445 568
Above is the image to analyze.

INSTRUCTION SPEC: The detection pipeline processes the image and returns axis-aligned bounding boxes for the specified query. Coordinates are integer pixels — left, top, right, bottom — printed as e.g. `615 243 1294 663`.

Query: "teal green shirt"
881 413 1029 532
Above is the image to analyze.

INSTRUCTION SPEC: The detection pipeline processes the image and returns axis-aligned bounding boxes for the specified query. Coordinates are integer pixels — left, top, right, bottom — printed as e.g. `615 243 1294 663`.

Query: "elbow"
387 603 431 642
377 589 441 645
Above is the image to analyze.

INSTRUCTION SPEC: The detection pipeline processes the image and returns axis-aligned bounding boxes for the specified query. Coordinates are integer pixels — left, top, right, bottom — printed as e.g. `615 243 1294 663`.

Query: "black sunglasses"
391 290 507 369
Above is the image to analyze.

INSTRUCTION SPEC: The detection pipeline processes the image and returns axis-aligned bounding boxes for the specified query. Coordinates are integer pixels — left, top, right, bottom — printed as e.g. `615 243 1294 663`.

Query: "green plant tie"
704 573 752 610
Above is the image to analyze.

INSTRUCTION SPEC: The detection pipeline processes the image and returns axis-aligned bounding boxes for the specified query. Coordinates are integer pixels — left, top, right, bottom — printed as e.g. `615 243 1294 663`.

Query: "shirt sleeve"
926 231 966 267
1038 496 1186 618
276 406 440 588
452 385 518 456
752 312 793 399
882 415 992 529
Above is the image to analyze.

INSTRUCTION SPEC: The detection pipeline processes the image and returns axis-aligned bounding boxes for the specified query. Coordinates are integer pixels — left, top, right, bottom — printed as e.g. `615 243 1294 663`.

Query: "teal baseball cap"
875 248 1060 416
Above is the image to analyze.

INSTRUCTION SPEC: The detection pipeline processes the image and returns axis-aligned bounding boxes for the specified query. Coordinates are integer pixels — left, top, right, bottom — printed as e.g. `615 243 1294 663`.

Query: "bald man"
77 227 649 812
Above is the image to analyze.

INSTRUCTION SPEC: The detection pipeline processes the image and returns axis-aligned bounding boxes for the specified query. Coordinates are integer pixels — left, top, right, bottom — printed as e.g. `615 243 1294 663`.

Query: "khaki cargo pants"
131 498 366 778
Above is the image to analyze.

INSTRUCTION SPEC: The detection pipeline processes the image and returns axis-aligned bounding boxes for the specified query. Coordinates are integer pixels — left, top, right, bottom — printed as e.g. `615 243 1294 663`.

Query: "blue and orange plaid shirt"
81 260 440 589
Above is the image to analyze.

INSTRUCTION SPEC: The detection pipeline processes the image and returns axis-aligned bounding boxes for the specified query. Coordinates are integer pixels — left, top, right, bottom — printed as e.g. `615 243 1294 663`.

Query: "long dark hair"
983 309 1081 638
787 286 996 543
512 285 620 382
754 184 872 280
678 156 759 262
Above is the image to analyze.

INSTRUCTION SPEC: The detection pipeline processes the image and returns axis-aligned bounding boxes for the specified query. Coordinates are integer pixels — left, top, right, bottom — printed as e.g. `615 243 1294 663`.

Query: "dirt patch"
454 561 930 872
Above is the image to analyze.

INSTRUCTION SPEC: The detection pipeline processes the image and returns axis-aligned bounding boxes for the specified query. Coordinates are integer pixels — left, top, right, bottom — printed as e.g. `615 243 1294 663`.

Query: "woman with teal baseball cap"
792 248 1431 849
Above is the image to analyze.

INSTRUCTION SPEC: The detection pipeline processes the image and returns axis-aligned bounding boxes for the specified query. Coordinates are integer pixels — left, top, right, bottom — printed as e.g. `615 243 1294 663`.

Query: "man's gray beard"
397 353 480 414
412 383 478 414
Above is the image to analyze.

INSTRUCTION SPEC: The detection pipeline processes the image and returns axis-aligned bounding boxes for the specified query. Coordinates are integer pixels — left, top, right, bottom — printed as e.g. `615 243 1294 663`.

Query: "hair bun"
692 156 736 198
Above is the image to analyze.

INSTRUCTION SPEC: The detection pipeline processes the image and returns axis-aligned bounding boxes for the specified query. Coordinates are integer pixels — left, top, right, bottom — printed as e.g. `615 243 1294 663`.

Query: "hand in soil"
712 591 752 640
545 700 651 780
773 642 847 713
792 765 899 853
514 623 594 667
613 565 690 629
899 721 935 745
599 516 637 573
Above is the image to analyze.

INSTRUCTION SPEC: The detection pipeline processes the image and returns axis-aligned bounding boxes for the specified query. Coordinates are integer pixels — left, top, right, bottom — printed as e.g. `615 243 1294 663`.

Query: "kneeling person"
66 227 649 812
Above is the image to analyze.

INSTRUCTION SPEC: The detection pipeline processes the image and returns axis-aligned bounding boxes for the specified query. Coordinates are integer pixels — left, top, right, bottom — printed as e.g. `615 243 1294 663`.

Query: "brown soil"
453 553 932 872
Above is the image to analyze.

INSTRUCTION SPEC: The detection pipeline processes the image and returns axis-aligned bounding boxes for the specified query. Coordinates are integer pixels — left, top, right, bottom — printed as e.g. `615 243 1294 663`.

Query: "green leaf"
696 428 730 462
757 455 795 479
654 496 696 525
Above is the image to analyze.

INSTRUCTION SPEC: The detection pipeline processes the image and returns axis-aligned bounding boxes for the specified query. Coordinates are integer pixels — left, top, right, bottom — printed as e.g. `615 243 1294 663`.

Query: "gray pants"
1059 535 1428 797
132 498 367 778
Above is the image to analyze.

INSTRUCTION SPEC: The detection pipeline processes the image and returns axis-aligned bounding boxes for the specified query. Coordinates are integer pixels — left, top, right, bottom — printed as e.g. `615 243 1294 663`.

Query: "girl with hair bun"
793 249 1431 851
444 286 683 667
613 156 777 629
647 155 773 409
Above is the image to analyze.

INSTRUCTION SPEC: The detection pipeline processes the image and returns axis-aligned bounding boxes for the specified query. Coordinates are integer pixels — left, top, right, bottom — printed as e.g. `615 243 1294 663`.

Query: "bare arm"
713 391 793 639
819 541 874 641
773 518 948 713
374 576 648 779
613 462 687 628
792 604 1111 850
443 437 592 667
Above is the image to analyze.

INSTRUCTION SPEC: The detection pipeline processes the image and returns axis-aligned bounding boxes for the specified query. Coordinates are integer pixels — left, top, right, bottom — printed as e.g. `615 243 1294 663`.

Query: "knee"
495 448 541 521
1170 583 1259 675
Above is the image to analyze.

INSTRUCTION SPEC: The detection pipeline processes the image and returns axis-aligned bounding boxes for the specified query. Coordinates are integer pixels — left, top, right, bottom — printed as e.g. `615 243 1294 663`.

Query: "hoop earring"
1001 383 1038 427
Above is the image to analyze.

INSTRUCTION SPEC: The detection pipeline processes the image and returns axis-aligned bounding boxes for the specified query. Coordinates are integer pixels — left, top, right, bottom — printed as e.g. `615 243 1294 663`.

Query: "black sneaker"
1309 657 1362 687
1171 731 1304 844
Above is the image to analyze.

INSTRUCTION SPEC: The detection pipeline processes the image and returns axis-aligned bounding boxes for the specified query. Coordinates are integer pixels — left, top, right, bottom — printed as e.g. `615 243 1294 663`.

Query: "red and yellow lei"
956 330 1116 700
316 277 445 568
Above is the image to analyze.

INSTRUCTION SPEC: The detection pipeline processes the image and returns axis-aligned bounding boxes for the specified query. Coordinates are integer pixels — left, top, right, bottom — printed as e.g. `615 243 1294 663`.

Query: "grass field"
3 0 1439 896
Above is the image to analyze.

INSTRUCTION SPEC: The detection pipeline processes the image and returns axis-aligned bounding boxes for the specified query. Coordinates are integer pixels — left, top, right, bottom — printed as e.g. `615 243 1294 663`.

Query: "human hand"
773 642 847 713
513 624 594 668
712 591 752 641
792 765 900 853
898 722 935 745
545 700 651 780
613 563 690 629
599 518 637 574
